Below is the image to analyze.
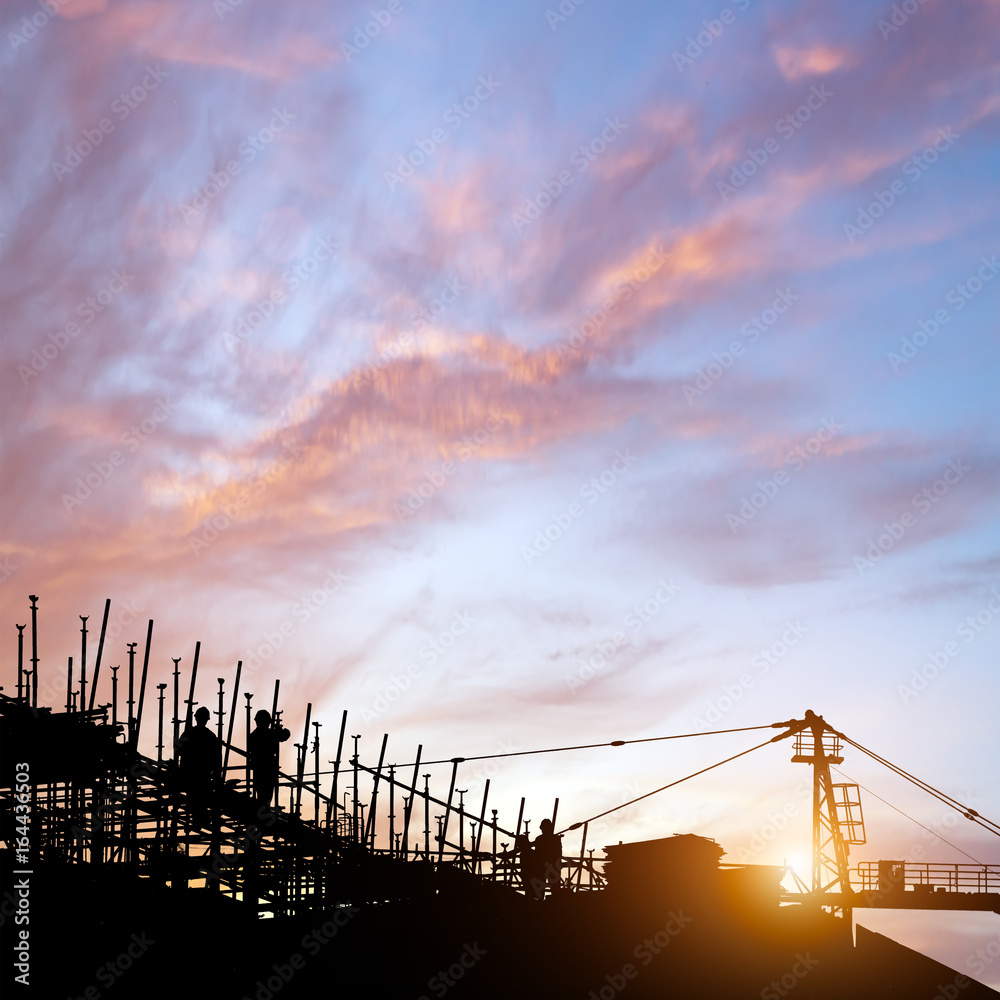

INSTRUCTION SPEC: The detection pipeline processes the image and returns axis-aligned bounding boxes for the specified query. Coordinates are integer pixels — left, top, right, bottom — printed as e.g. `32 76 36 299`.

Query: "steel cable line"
838 735 1000 838
557 734 782 835
831 766 988 865
312 723 778 775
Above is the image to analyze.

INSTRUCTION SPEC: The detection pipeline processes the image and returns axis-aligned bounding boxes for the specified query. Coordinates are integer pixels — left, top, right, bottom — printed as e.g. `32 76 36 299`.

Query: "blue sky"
2 0 999 981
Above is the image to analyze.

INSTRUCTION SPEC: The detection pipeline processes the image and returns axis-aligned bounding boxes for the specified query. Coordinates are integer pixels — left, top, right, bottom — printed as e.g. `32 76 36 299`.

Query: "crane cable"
314 723 778 774
556 732 785 836
831 766 989 866
838 734 1000 839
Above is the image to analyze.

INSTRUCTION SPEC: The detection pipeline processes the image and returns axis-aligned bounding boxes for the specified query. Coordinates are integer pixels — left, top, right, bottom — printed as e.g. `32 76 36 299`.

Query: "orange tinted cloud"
774 43 854 81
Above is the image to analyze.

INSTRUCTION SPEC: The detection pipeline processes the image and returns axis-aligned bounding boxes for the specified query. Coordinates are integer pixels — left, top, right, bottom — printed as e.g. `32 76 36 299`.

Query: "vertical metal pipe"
111 665 119 728
79 615 89 715
156 684 167 763
16 624 25 703
491 809 498 878
475 779 490 863
270 679 280 723
216 678 226 741
127 641 137 736
423 774 431 859
244 693 253 795
437 759 460 863
185 641 201 730
88 599 111 712
551 797 559 828
352 735 360 843
402 744 422 858
223 661 242 781
457 789 468 868
313 722 321 826
131 619 153 752
66 656 73 714
577 822 589 887
515 797 525 838
388 765 395 858
327 711 347 830
295 703 312 817
29 595 38 709
171 658 181 750
366 733 388 848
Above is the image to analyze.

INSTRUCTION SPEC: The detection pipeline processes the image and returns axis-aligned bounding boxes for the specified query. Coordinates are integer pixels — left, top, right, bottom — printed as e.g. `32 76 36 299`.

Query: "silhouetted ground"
6 856 998 999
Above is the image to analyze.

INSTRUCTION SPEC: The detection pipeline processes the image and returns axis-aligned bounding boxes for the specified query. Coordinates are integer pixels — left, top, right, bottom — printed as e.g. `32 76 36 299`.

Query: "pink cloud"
774 43 854 81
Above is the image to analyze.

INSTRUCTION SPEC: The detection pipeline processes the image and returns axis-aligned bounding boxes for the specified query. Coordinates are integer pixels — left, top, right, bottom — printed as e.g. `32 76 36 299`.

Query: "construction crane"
774 709 999 918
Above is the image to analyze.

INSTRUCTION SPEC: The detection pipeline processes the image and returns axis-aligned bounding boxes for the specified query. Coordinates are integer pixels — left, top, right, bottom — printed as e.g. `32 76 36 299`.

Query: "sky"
1 0 999 984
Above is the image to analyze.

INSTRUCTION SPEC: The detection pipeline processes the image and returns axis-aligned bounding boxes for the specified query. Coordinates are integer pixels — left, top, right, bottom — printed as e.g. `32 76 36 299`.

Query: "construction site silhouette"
1 596 997 998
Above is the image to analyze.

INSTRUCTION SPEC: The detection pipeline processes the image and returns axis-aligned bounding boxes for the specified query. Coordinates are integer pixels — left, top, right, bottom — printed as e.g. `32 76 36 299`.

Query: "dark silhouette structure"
1 595 998 999
533 817 563 898
248 708 290 808
176 705 220 826
515 832 543 898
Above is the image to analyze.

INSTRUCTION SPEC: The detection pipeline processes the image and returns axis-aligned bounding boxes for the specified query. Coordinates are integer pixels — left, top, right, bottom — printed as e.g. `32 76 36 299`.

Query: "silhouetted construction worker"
533 818 562 898
516 832 543 899
248 709 290 809
176 706 220 827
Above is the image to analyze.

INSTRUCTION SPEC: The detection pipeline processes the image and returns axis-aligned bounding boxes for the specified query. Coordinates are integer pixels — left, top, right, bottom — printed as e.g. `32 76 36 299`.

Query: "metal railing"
852 861 1000 894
